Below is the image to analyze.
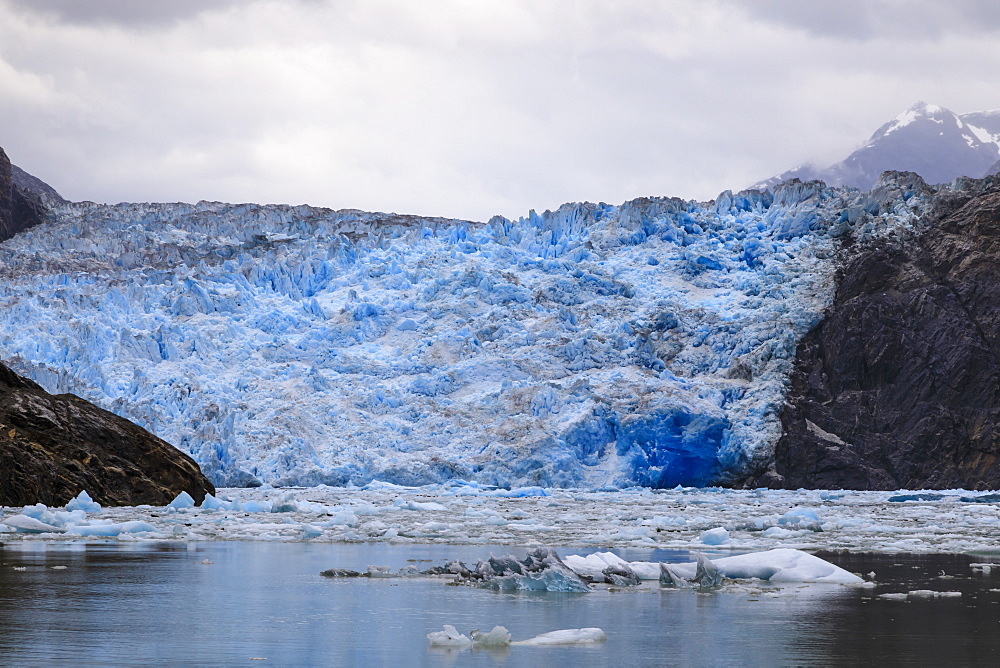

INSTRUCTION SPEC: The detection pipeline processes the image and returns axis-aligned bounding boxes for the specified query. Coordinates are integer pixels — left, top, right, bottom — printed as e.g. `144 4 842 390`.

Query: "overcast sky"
2 0 999 221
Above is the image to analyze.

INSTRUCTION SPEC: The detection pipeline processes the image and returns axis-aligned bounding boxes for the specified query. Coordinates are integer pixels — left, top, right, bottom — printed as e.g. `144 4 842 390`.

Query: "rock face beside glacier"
0 360 214 506
0 147 48 242
751 177 1000 489
0 170 938 489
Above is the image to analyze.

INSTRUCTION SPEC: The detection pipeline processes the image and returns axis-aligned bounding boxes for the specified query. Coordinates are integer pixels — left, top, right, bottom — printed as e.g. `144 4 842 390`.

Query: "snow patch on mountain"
0 174 939 488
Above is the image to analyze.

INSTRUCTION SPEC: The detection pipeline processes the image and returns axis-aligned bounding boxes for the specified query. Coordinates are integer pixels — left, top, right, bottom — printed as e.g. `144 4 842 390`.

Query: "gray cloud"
0 0 998 221
730 0 1000 40
5 0 247 28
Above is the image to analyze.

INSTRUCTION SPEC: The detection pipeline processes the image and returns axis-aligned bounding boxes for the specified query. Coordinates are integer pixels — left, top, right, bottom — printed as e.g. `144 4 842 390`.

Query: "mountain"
0 147 48 241
753 102 1000 191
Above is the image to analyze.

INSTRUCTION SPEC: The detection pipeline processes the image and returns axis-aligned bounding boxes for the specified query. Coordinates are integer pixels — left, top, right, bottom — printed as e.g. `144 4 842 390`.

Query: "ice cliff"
0 173 940 488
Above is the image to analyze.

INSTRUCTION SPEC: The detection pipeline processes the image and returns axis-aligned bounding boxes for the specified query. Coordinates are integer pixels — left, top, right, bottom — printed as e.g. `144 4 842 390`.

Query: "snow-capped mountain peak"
753 102 1000 191
872 101 947 141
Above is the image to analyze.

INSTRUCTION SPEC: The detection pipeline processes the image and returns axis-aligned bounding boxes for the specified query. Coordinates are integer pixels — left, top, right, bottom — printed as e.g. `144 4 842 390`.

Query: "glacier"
0 172 942 488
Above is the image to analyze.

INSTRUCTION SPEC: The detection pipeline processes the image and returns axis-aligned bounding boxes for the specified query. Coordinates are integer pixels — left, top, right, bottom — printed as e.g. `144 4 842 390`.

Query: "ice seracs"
0 174 941 489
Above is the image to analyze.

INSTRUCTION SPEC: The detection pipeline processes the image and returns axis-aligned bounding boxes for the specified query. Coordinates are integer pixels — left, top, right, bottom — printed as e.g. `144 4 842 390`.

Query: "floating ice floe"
512 628 607 646
428 625 606 648
564 548 863 585
426 625 472 647
878 590 962 600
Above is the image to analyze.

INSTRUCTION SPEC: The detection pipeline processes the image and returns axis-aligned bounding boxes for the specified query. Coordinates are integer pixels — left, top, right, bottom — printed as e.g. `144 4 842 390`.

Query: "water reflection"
0 543 995 665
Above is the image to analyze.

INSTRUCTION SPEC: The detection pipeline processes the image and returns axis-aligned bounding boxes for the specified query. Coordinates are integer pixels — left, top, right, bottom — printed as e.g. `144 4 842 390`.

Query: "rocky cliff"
0 147 47 242
750 178 1000 489
0 360 214 506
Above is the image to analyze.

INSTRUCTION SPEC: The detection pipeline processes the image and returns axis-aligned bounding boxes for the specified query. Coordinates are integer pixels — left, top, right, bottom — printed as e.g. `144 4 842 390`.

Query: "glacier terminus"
0 172 950 489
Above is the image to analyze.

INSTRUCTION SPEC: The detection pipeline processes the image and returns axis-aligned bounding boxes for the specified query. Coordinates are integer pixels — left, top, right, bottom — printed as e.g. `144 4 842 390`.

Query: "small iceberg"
427 625 471 647
65 490 102 513
565 548 862 585
1 515 66 534
471 626 512 647
428 625 605 648
659 552 722 589
512 628 607 646
449 547 591 592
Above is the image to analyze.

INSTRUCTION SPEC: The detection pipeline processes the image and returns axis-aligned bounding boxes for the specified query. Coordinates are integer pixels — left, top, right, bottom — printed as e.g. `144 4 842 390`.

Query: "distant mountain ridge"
753 102 1000 191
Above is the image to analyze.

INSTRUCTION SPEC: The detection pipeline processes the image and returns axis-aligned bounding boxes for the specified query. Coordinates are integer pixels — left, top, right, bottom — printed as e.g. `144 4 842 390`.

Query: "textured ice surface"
3 485 1000 555
0 175 939 487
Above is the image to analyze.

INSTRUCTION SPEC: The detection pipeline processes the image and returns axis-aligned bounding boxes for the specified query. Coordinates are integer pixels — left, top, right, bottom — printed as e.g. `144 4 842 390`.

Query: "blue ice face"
616 410 729 488
0 173 938 489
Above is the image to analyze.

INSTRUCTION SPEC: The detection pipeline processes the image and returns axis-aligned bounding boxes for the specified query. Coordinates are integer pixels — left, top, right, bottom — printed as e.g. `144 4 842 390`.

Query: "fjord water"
1 543 998 666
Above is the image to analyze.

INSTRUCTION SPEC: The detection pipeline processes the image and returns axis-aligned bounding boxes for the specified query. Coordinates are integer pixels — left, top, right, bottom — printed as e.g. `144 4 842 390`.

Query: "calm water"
1 542 999 666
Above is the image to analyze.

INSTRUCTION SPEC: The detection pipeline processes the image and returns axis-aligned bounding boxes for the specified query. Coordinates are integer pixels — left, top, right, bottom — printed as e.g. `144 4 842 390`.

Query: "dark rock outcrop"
750 180 1000 489
0 147 49 242
11 163 65 203
0 361 214 506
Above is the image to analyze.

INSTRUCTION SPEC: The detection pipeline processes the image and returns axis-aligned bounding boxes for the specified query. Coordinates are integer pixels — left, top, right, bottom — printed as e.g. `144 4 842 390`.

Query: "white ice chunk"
778 507 821 528
566 548 862 584
427 625 472 647
167 492 196 509
65 521 154 537
700 527 729 545
394 499 447 511
713 549 862 583
512 628 607 646
2 515 66 533
562 552 630 580
65 490 102 513
471 626 511 647
241 500 272 513
200 493 240 511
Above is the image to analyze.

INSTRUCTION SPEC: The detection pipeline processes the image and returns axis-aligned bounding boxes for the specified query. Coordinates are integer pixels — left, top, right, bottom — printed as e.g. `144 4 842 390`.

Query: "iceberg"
567 548 862 585
470 626 512 647
0 174 943 489
1 514 66 533
450 547 591 592
512 628 607 646
426 625 471 648
65 490 102 513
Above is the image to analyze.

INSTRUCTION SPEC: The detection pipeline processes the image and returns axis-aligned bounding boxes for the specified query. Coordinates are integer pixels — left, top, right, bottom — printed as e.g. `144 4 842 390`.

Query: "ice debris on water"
470 626 512 647
778 507 822 530
602 563 641 587
658 552 723 589
427 625 472 648
0 174 943 489
566 548 863 585
878 590 962 600
448 547 591 592
7 485 1000 555
513 628 607 646
428 625 605 649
